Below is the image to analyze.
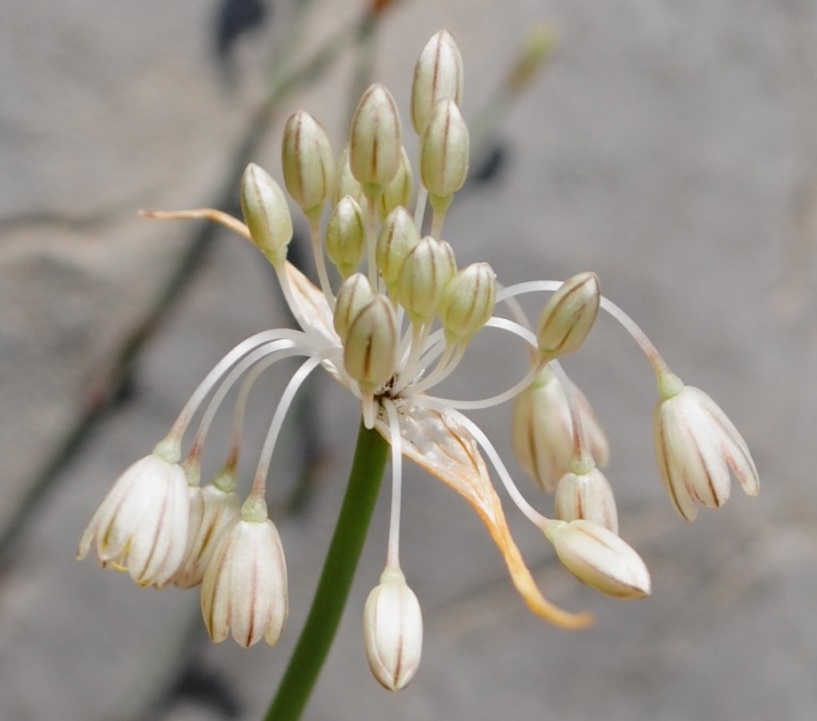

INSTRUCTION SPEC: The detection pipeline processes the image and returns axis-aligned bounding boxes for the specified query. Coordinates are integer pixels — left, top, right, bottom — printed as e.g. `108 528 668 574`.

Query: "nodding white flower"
555 466 618 535
363 567 423 691
654 380 759 521
543 519 651 600
77 446 191 588
512 367 609 493
172 478 241 589
201 497 288 648
81 29 756 680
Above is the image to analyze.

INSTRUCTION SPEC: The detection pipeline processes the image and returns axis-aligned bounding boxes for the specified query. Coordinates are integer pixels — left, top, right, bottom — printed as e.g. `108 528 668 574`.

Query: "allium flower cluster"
78 29 758 689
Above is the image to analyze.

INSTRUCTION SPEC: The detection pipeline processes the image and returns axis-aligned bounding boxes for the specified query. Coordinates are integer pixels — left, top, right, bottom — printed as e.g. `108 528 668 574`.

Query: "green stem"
264 421 390 721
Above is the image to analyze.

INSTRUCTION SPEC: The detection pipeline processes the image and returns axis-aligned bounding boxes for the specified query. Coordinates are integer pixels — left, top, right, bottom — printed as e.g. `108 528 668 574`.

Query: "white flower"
555 466 618 535
654 383 759 521
363 567 423 691
172 482 240 589
77 451 191 587
544 519 651 600
512 367 609 493
200 499 288 648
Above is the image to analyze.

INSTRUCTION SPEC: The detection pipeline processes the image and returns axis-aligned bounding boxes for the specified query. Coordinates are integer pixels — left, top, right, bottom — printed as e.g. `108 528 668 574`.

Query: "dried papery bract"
411 29 464 134
363 567 423 691
544 519 651 599
537 272 600 360
654 381 759 521
240 163 294 267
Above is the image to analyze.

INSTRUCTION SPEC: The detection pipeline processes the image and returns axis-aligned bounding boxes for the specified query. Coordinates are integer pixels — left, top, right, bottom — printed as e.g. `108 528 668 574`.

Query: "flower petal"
380 404 592 630
692 387 759 497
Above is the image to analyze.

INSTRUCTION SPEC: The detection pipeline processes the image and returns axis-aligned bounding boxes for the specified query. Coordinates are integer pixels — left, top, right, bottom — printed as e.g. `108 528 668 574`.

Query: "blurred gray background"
2 0 816 719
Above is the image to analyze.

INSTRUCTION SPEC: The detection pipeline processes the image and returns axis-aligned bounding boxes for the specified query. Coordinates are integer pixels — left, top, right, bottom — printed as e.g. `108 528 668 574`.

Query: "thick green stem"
264 421 390 721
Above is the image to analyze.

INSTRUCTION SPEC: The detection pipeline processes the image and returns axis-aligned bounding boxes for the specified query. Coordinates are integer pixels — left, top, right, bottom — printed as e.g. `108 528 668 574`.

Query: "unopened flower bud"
544 519 651 600
326 195 366 279
420 98 470 212
411 30 464 134
653 380 759 521
343 295 398 391
512 367 609 492
364 567 423 691
349 84 403 189
437 262 496 343
334 273 375 343
536 272 600 359
281 111 335 217
376 206 421 292
333 145 369 212
240 163 294 267
555 466 619 535
378 146 414 220
397 236 457 326
201 497 288 647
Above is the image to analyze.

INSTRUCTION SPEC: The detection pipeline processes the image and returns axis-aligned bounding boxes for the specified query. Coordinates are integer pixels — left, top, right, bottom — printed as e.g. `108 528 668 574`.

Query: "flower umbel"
79 29 758 699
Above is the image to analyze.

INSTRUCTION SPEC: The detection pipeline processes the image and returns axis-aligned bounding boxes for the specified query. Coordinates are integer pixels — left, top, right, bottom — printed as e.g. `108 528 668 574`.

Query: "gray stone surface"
2 0 816 720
